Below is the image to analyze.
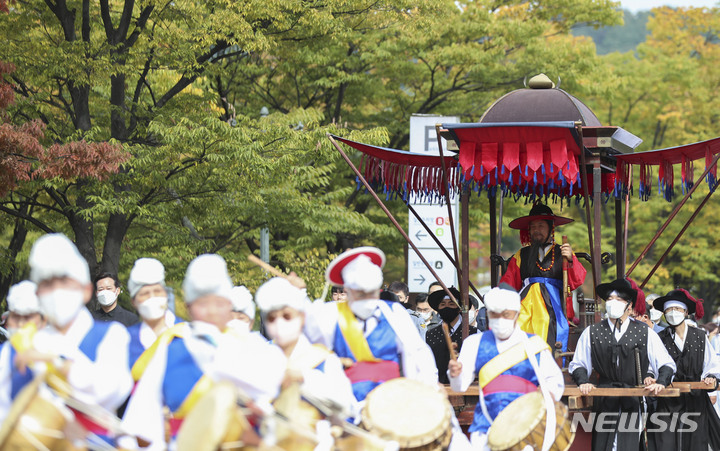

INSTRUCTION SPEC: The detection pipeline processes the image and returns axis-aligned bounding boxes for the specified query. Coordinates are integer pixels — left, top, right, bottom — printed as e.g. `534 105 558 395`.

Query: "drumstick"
441 323 457 361
248 254 288 279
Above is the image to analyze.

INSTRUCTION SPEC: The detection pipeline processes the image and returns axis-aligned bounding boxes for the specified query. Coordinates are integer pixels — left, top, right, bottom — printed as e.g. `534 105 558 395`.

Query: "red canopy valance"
615 136 720 200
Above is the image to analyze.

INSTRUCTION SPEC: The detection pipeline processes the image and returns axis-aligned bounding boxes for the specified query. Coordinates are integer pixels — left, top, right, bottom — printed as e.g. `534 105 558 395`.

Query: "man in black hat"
648 289 720 450
569 278 676 451
499 202 586 351
425 287 478 384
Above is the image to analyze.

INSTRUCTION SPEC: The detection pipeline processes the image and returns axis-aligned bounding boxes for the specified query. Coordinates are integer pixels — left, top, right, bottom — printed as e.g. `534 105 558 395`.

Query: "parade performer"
649 289 720 450
0 280 45 421
228 285 256 333
120 254 285 450
126 258 181 370
3 234 134 441
304 247 437 402
569 278 676 451
255 276 357 418
499 203 586 351
448 286 564 449
425 286 477 384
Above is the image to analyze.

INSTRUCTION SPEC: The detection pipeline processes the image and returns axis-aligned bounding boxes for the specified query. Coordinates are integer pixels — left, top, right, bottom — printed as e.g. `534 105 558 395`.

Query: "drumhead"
0 375 70 449
487 391 545 450
361 378 451 447
176 382 248 451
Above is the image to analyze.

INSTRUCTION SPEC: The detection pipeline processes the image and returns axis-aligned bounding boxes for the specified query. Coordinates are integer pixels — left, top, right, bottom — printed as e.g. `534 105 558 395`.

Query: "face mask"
649 309 662 323
489 317 515 340
350 301 377 320
419 311 432 322
96 290 117 307
605 300 628 320
39 289 84 328
266 316 303 347
438 307 460 324
665 311 686 326
226 319 250 334
468 310 477 326
138 296 168 321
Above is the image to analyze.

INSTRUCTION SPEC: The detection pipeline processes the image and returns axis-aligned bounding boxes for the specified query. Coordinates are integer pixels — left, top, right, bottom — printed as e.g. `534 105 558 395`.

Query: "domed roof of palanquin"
479 74 602 126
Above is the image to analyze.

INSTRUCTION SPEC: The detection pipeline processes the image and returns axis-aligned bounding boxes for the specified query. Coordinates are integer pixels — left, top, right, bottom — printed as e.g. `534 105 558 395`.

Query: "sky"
621 0 718 12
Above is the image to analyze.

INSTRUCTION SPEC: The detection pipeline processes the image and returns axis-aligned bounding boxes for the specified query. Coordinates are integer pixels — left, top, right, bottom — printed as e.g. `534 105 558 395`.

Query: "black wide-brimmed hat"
508 203 573 230
596 278 637 306
652 289 696 316
428 286 461 311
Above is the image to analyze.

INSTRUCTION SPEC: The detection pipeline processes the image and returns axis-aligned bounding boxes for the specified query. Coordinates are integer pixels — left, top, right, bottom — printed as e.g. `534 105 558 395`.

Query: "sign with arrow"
407 249 458 293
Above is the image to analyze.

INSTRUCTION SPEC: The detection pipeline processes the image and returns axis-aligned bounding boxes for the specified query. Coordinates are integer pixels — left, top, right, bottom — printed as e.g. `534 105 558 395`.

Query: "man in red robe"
499 203 586 350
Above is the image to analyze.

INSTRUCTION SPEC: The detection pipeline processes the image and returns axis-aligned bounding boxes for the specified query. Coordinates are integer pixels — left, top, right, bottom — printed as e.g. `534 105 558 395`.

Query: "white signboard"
407 249 458 294
408 203 457 249
407 115 459 293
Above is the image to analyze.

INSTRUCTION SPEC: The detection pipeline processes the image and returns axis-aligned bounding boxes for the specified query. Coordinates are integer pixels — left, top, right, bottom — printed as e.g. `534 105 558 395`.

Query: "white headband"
663 300 687 312
29 233 90 285
182 254 233 304
128 258 166 298
341 255 383 292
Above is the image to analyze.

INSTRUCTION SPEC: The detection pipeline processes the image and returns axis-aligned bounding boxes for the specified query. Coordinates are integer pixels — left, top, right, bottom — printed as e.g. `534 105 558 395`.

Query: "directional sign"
408 203 458 249
407 248 458 294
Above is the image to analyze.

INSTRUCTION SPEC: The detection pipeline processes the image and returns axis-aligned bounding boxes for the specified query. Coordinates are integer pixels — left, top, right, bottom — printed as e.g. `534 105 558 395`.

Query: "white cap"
128 258 166 298
7 281 40 315
230 286 256 320
341 255 383 292
255 277 306 315
483 287 521 313
182 254 233 304
29 234 90 285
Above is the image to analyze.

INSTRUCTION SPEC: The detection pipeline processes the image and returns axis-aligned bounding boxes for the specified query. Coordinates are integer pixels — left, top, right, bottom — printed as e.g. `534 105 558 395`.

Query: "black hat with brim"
596 278 637 306
508 203 573 230
428 286 461 311
652 289 696 315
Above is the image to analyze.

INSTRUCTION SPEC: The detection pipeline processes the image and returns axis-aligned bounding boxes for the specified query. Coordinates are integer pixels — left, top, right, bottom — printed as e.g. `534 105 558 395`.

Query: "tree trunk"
0 209 30 306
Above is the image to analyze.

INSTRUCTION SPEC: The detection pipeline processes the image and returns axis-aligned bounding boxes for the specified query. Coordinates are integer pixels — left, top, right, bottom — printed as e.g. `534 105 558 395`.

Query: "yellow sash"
478 334 549 389
173 374 213 418
131 323 188 381
336 301 379 362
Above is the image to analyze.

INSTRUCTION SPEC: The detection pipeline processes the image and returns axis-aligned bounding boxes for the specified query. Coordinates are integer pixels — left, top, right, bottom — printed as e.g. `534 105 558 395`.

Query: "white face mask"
605 299 628 320
489 317 515 340
350 300 377 320
266 316 303 347
96 290 117 307
649 309 663 323
138 296 168 321
419 311 433 322
666 310 686 326
39 288 85 328
226 319 250 334
468 310 477 326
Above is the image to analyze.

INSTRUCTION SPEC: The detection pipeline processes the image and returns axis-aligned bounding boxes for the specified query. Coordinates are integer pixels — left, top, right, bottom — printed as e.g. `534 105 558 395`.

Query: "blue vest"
470 331 540 434
333 304 400 401
162 337 204 414
8 321 111 400
127 317 183 369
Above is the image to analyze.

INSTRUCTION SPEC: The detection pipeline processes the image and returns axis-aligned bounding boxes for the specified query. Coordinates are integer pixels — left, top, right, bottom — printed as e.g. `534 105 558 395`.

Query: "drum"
0 375 81 451
361 378 452 451
487 391 575 451
176 382 252 451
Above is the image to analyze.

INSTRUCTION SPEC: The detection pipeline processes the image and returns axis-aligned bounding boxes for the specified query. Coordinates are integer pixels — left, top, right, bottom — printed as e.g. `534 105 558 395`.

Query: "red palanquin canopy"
332 124 720 203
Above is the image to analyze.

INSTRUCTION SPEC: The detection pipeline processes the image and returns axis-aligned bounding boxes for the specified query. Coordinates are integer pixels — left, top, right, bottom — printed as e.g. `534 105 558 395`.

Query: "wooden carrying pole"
562 235 569 318
441 323 457 361
327 134 461 309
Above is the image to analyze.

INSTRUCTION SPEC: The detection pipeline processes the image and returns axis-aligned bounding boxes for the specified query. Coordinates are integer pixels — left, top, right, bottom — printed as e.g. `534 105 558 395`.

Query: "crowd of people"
0 202 720 451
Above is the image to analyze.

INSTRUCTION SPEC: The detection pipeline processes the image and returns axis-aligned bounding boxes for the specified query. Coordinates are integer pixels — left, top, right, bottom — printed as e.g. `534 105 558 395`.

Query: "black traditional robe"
648 326 720 451
573 320 673 451
425 320 477 384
